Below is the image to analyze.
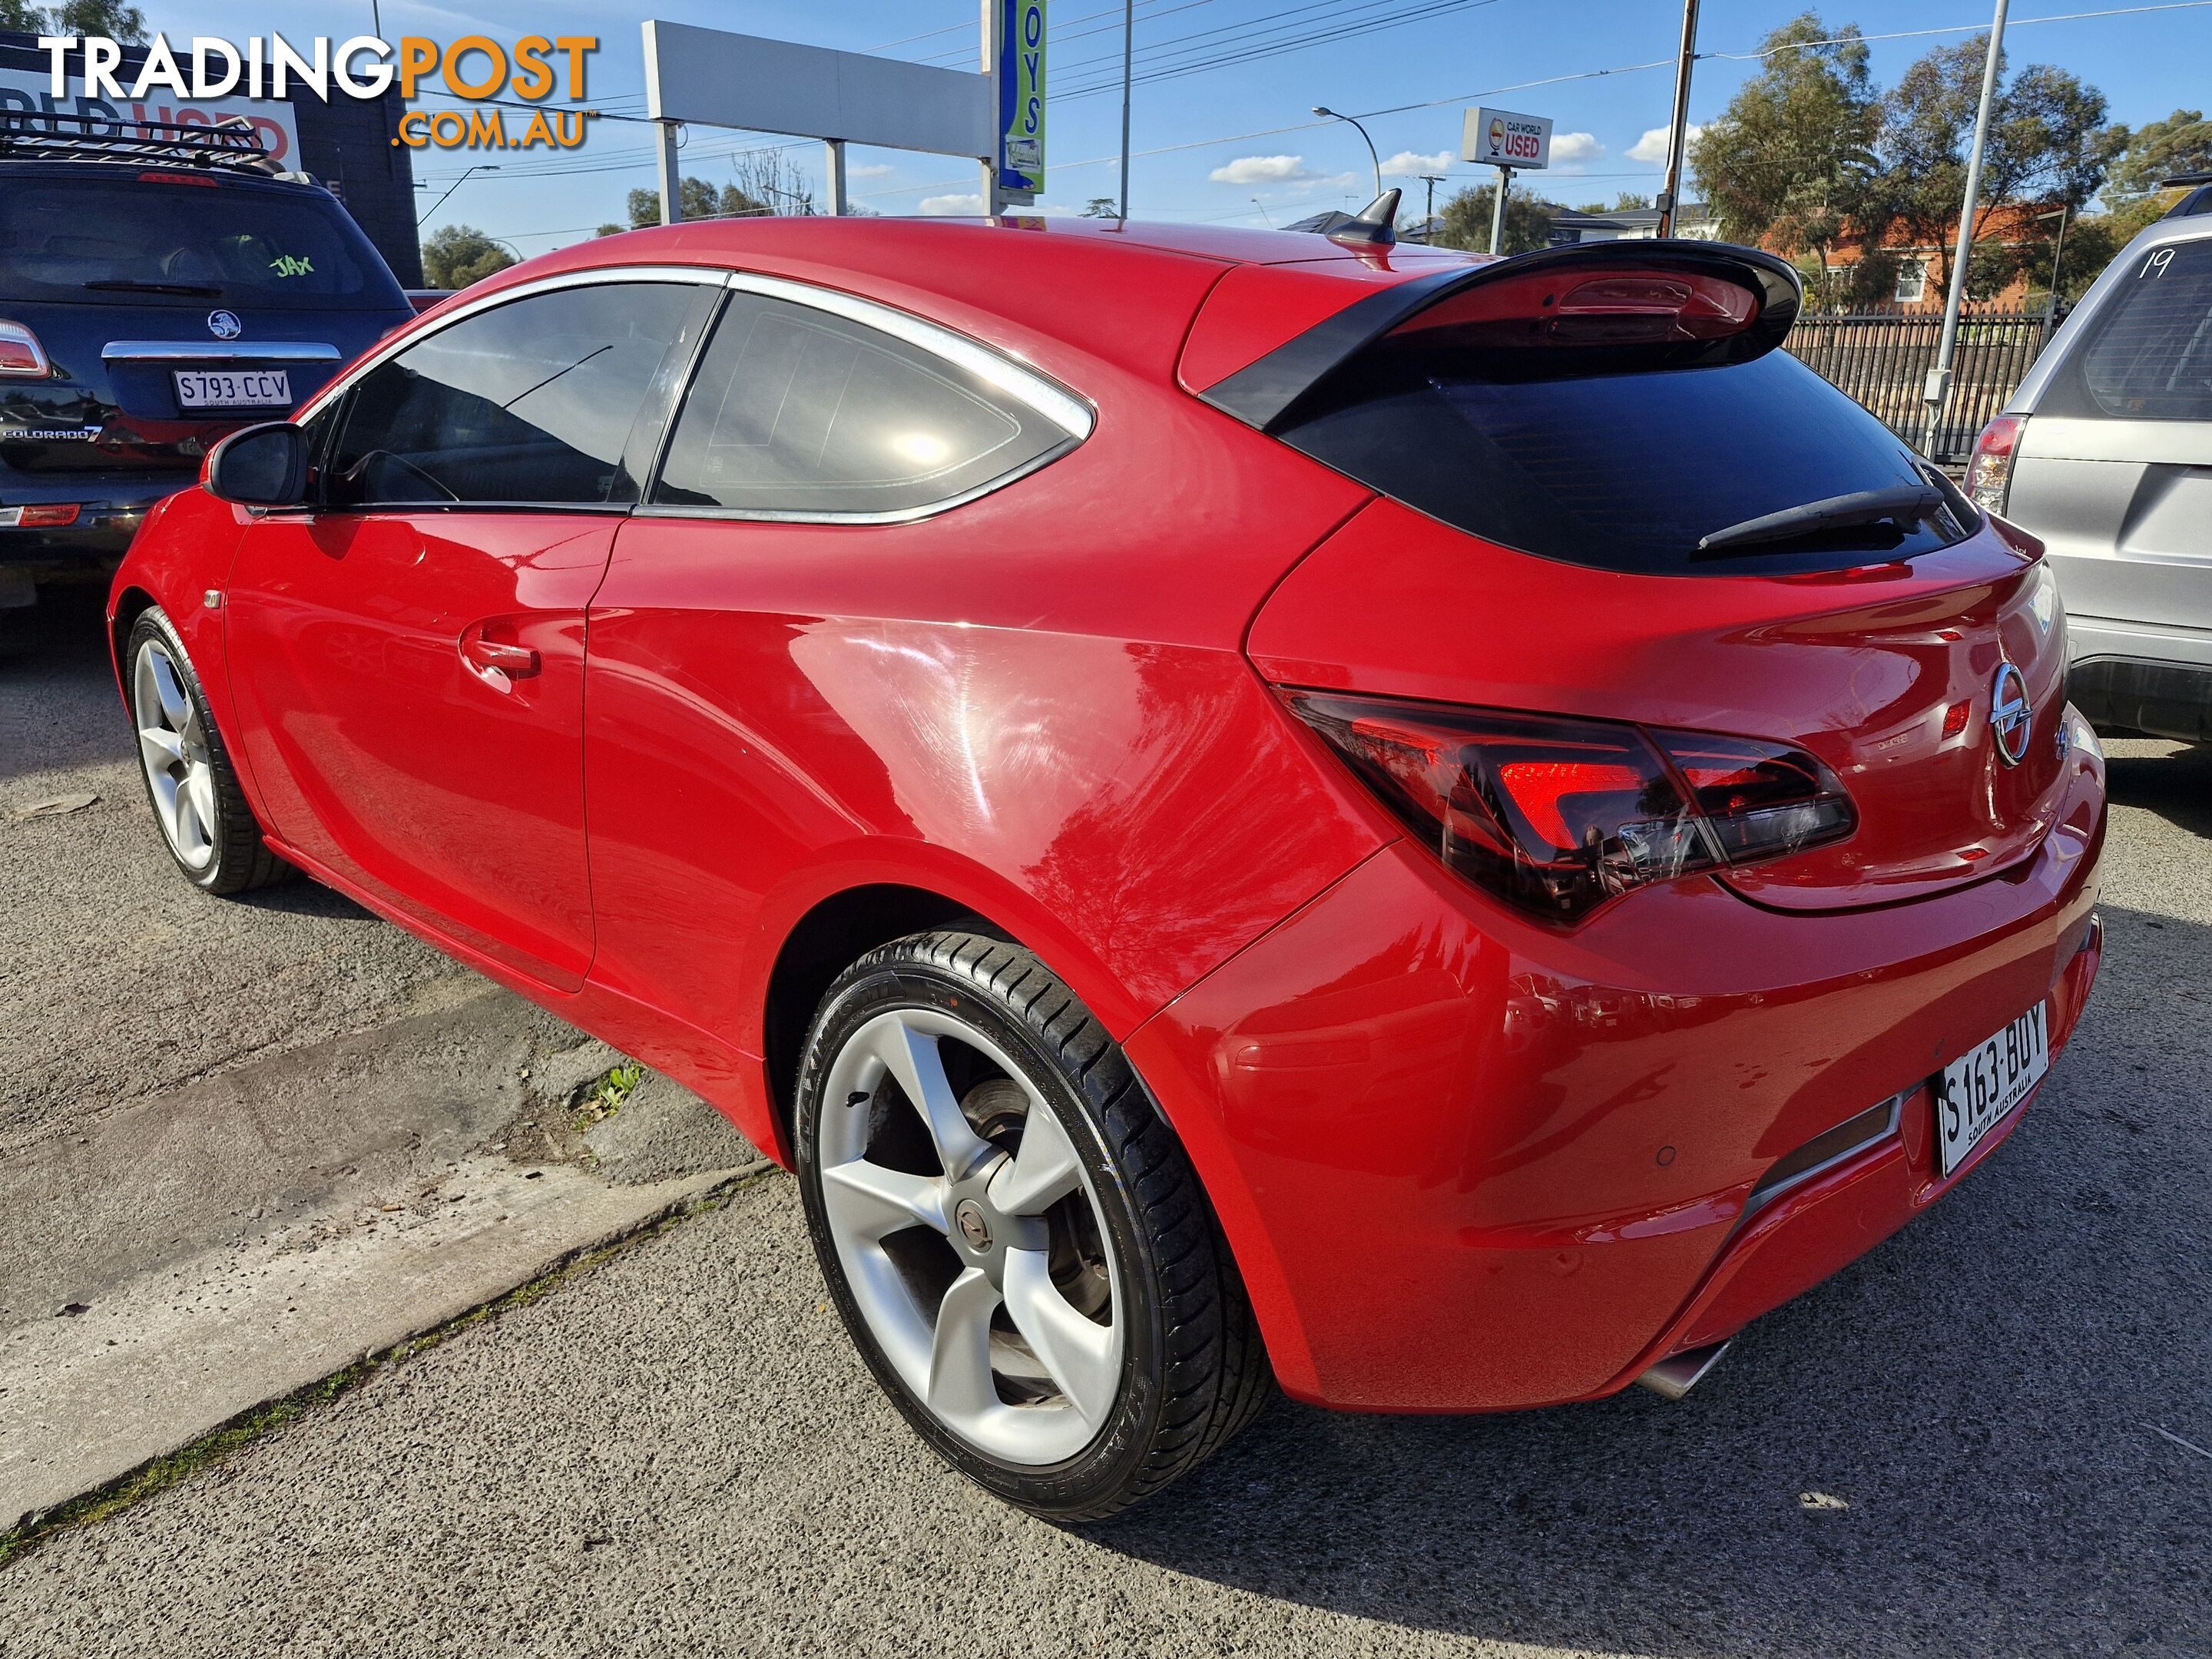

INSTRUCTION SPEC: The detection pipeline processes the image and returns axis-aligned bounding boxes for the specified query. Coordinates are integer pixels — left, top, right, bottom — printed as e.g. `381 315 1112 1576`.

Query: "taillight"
1965 415 2024 516
0 320 49 377
1284 690 1856 924
15 503 79 527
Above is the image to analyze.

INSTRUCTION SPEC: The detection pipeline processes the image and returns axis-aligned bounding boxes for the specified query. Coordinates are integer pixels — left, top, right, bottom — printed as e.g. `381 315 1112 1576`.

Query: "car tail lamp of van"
1284 690 1856 923
0 320 50 377
1392 267 1762 350
1964 415 2025 515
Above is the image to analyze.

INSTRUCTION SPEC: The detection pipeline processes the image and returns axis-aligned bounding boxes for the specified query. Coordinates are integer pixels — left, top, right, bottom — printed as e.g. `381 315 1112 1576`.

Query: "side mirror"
204 422 310 508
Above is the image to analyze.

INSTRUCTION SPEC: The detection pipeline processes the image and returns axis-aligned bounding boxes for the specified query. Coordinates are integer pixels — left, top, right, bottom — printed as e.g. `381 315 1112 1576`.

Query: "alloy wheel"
816 1007 1124 1466
132 636 217 872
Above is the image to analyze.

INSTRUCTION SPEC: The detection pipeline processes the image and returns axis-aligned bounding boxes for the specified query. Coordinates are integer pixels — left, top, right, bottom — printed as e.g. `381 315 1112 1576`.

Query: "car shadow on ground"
1084 897 2209 1655
0 590 131 786
2104 737 2212 839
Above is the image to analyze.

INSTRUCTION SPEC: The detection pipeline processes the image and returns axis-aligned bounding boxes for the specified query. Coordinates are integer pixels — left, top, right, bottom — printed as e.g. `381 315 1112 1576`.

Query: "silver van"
1967 184 2212 744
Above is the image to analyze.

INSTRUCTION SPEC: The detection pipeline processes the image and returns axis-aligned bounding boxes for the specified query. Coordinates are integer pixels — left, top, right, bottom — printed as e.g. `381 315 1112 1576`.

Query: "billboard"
996 0 1045 198
1464 105 1551 171
0 65 302 166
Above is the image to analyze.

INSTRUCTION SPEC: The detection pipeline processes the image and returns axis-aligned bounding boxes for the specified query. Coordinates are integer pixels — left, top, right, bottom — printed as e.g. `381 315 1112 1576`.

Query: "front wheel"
126 607 286 895
796 931 1272 1521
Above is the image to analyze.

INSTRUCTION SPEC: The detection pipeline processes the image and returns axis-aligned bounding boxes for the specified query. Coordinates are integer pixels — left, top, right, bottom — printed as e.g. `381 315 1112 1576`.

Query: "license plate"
174 369 291 409
1933 1002 2048 1176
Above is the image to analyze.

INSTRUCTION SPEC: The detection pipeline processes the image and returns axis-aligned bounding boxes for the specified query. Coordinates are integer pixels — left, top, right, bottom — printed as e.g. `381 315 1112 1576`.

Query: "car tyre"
796 929 1272 1521
126 606 288 895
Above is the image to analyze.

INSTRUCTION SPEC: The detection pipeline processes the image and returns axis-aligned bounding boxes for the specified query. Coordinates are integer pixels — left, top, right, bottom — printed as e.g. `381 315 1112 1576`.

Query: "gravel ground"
0 740 2203 1657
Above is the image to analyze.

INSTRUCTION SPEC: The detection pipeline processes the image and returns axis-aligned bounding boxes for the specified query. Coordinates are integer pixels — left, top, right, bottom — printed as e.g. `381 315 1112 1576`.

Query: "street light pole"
416 162 499 223
2038 202 2071 343
1118 0 1134 217
1656 0 1701 238
1313 107 1382 200
1921 0 2012 456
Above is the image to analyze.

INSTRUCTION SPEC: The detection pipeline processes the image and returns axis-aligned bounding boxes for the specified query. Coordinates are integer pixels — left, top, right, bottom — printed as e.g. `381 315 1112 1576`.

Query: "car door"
224 274 719 990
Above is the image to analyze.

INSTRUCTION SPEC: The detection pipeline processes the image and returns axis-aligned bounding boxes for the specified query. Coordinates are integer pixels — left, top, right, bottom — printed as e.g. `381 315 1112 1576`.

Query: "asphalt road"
0 591 475 1157
2 597 2205 1654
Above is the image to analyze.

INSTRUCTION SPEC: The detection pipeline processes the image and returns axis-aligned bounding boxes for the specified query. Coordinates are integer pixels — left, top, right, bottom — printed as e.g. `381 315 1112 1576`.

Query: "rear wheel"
127 607 286 895
795 930 1271 1520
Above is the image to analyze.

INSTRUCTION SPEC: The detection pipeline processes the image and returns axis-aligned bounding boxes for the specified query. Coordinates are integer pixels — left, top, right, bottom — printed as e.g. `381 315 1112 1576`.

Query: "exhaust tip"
1636 1339 1732 1401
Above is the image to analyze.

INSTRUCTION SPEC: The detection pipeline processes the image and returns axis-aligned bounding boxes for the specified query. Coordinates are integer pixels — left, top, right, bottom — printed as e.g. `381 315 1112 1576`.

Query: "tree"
1081 197 1121 217
420 225 515 290
2 1 147 39
1689 13 1879 309
623 176 783 230
1869 35 2121 294
1432 184 1555 254
2104 108 2212 200
1611 192 1652 211
594 223 626 238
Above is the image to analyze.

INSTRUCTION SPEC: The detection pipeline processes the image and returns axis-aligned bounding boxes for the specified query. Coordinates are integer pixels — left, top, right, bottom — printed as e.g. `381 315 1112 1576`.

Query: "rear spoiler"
1197 240 1803 433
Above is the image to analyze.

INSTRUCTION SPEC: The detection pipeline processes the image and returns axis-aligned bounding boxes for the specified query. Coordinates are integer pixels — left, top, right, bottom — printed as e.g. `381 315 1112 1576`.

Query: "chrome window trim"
105 340 343 362
289 261 1094 523
290 265 732 426
719 271 1093 441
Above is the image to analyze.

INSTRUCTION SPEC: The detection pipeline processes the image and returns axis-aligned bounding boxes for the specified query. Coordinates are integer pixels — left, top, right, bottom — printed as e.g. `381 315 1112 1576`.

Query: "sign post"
1462 104 1551 254
996 0 1046 205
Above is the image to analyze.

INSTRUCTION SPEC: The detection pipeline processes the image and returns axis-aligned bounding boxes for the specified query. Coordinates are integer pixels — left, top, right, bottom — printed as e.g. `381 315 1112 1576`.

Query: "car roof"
0 158 329 195
453 215 1482 368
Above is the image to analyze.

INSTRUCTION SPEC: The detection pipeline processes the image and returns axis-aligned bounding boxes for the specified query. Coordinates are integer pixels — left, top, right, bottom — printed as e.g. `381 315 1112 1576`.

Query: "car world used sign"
1464 105 1551 171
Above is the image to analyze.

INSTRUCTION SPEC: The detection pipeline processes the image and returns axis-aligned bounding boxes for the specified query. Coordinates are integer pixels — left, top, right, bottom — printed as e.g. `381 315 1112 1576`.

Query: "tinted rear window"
2077 238 2212 420
0 177 405 310
1277 346 1969 575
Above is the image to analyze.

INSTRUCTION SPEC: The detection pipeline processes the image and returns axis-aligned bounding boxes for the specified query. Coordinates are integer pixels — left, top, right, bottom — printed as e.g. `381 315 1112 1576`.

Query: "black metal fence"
1785 306 2054 464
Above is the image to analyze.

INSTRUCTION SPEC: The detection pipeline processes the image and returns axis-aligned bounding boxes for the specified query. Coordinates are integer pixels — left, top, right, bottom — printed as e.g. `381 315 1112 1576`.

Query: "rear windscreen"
0 177 405 310
1276 345 1972 575
2076 238 2212 420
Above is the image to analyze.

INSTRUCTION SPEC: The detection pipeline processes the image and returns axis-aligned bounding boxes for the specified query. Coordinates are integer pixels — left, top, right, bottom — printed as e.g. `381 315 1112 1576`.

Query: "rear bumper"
1125 714 2107 1413
2067 617 2212 741
0 469 190 581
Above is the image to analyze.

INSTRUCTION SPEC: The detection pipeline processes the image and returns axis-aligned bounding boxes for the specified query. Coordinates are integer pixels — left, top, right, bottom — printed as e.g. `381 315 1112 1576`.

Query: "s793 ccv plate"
1933 1002 2048 1177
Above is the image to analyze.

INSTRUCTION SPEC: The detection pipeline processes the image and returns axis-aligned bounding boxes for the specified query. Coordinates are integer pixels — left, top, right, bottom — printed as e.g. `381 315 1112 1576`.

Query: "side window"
651 290 1071 517
2078 240 2212 420
326 283 705 508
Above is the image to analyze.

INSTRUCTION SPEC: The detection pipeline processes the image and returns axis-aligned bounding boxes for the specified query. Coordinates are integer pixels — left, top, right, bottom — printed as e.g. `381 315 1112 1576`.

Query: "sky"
147 0 2212 254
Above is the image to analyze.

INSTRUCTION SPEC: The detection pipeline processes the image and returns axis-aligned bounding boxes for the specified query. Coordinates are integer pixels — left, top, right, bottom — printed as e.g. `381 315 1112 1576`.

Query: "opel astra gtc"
107 214 2106 1520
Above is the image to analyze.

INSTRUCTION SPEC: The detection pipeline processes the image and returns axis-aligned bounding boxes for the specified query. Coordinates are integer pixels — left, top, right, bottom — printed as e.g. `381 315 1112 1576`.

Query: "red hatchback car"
109 216 2105 1518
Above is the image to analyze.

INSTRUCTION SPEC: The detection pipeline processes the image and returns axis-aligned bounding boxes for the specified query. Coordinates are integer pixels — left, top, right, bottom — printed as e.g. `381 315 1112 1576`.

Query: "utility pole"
1922 0 2012 455
1417 172 1445 241
1118 0 1134 217
2036 201 2069 344
1656 0 1700 237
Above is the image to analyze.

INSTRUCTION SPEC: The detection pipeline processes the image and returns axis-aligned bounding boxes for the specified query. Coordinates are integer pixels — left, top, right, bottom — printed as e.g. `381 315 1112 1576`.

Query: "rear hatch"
1191 242 2072 914
0 165 410 478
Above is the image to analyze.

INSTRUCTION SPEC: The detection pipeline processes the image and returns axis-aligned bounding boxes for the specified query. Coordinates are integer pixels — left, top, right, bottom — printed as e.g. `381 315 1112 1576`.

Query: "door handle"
462 637 541 677
458 627 541 687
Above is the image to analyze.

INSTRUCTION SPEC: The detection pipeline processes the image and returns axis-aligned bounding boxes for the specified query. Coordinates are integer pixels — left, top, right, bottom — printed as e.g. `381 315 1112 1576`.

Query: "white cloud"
1550 132 1604 166
1627 124 1700 164
1380 148 1455 175
1210 154 1313 185
918 193 985 215
847 163 896 179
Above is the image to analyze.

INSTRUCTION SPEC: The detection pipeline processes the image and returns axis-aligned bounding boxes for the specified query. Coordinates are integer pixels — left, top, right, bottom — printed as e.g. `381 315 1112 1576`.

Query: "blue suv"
0 113 412 618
